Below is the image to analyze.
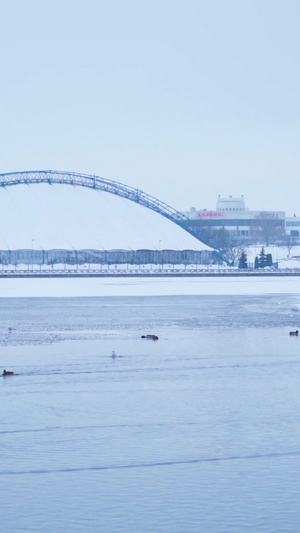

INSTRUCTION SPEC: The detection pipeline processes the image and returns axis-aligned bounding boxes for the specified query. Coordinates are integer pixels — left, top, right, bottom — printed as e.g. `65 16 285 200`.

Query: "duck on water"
2 370 15 376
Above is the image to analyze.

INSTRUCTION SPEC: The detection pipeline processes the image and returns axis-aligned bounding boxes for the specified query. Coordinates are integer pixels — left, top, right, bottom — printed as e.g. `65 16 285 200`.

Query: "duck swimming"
289 330 299 336
141 335 159 340
2 370 14 376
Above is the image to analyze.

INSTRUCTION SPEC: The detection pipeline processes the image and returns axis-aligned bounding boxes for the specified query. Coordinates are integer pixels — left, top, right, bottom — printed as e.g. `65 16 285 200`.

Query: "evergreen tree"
254 256 259 269
258 247 267 268
266 253 273 266
238 251 248 269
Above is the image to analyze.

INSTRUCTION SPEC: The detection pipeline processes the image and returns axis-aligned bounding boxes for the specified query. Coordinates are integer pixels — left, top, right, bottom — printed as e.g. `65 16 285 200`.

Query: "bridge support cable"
0 170 209 246
72 185 132 252
26 181 76 252
3 186 45 253
50 182 104 252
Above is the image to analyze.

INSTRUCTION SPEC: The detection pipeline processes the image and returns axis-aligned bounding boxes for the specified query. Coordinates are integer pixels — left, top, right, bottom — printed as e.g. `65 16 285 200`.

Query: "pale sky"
0 0 299 248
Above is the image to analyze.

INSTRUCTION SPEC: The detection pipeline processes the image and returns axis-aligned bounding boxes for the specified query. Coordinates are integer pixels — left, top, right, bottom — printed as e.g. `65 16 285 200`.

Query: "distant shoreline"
0 271 299 278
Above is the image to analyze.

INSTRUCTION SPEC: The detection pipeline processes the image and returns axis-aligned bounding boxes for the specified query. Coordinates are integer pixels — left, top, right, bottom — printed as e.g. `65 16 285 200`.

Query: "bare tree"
251 212 285 245
221 245 243 266
281 234 296 257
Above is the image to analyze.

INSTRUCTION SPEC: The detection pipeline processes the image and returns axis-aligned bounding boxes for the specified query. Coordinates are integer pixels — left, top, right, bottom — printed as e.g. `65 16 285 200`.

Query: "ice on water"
1 285 300 532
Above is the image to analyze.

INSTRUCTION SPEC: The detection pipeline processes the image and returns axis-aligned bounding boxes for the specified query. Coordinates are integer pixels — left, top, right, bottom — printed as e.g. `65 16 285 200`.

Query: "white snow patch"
0 276 300 298
0 183 211 251
244 245 300 269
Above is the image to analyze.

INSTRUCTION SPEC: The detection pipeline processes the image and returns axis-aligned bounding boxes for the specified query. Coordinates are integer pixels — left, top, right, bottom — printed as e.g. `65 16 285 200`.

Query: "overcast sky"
0 0 299 248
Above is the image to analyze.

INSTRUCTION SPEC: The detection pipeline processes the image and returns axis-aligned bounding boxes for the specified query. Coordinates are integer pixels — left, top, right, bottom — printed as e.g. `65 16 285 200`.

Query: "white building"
184 196 285 240
285 216 300 236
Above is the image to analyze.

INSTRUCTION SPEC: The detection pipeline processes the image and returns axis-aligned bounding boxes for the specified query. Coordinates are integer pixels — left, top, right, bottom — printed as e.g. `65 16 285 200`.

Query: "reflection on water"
1 295 300 532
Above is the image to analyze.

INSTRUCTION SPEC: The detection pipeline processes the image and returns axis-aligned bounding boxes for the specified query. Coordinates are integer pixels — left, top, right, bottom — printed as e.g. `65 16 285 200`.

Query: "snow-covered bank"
245 245 300 268
1 276 300 298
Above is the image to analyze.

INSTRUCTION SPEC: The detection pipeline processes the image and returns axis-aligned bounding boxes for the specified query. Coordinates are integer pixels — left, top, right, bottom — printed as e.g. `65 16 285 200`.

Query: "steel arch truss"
0 169 199 240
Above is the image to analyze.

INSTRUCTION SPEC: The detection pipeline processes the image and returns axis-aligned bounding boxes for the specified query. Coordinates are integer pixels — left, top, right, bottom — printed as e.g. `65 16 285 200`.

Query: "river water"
1 289 300 532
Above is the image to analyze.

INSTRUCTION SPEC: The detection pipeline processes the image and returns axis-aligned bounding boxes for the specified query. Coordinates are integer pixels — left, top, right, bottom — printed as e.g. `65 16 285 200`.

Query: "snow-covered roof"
0 183 212 251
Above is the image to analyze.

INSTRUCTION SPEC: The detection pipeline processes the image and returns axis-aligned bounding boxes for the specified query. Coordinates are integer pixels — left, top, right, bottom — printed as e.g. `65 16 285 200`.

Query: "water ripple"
1 450 300 476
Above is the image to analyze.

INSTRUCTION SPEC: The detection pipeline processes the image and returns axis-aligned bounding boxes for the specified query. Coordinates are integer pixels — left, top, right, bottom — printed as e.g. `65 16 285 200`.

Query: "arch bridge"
0 170 206 245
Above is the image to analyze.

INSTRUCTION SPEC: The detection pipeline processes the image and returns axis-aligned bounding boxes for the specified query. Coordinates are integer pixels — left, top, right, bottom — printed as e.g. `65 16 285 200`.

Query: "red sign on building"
197 212 223 217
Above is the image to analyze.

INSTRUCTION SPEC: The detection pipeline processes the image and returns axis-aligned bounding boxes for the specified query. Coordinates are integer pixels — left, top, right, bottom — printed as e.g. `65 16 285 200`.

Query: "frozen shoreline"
0 276 300 298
